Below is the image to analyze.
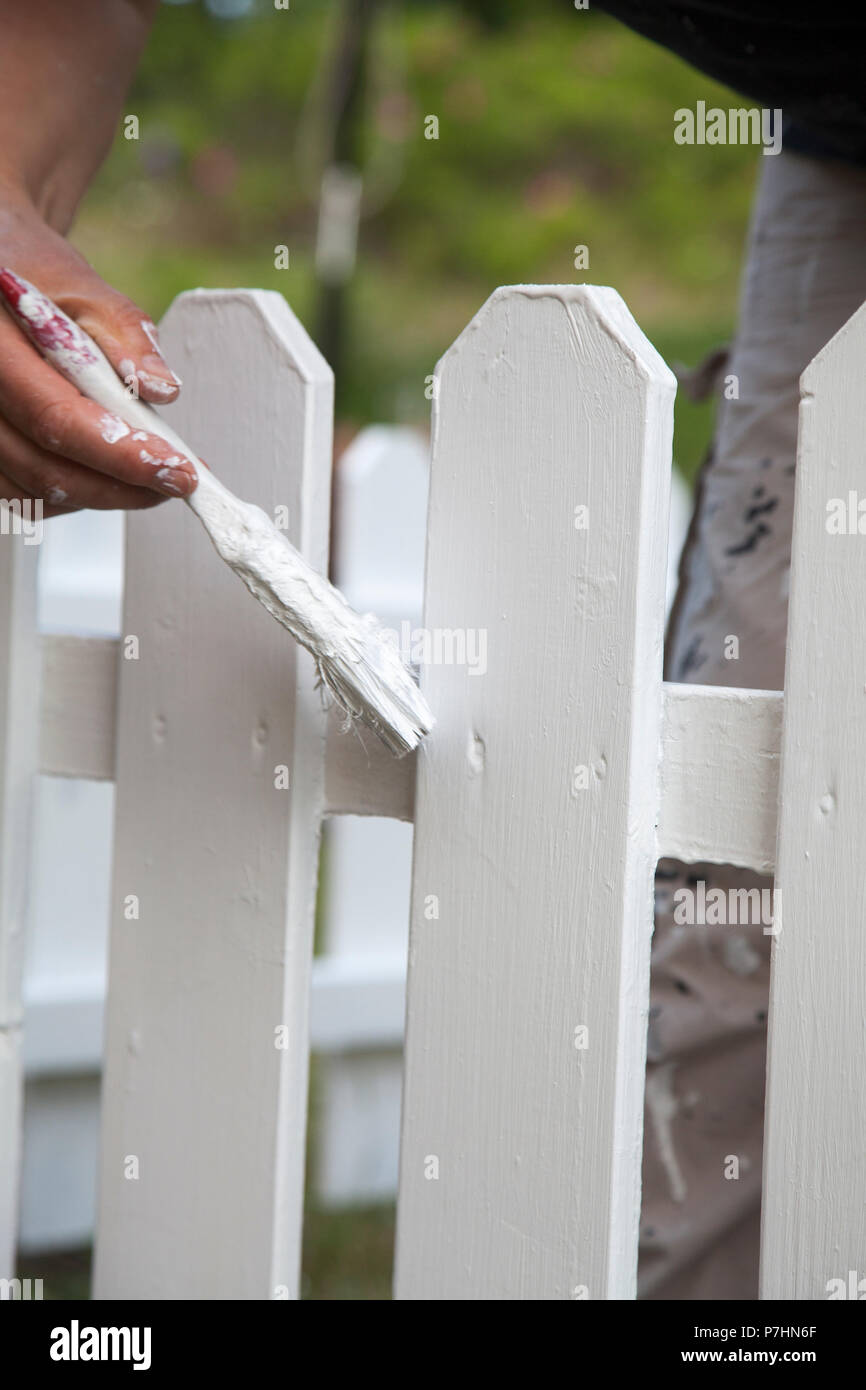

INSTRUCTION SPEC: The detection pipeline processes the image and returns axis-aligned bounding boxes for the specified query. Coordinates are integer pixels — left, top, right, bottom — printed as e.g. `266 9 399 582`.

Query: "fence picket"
93 291 332 1299
0 531 40 1275
761 300 866 1299
394 285 675 1299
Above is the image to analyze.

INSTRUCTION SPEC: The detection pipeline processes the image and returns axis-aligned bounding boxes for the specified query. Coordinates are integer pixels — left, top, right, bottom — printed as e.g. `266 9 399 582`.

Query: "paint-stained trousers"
637 148 866 1299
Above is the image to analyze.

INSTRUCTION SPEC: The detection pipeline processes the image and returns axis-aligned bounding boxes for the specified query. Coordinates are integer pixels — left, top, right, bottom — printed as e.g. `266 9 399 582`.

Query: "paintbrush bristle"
316 617 436 757
195 487 434 755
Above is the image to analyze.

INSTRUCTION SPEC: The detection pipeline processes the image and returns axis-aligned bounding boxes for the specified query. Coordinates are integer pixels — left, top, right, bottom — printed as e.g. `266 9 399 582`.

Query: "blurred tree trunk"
314 0 379 404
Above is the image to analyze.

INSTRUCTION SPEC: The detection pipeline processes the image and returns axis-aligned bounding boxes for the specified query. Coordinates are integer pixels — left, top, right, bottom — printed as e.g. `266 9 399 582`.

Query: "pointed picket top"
396 284 675 1300
94 289 332 1299
762 296 866 1297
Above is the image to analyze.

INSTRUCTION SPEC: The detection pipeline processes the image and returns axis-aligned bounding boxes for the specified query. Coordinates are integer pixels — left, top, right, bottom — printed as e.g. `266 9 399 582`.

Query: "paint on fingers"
119 354 181 400
141 319 183 388
100 412 131 444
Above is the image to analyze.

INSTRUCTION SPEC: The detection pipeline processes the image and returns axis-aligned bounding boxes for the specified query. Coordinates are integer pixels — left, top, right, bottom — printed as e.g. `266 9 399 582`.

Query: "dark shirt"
596 2 866 165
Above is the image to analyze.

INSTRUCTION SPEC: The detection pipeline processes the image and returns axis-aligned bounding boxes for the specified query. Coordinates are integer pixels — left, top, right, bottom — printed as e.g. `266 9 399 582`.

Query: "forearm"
0 1 194 514
0 0 160 231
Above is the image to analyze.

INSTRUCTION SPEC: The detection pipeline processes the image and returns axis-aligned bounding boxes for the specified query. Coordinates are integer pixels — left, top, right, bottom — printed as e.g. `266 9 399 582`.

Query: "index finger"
0 313 196 496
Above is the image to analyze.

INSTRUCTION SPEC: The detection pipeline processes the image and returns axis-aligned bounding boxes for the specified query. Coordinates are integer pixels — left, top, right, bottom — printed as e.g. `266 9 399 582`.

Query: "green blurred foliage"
74 0 760 481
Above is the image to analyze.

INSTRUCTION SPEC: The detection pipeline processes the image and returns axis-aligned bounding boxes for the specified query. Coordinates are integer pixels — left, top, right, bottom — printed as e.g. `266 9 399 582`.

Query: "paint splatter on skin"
100 412 130 444
46 486 68 505
137 371 178 399
118 357 179 400
138 448 186 470
141 319 182 386
140 319 160 353
155 468 185 495
118 346 180 399
138 449 188 474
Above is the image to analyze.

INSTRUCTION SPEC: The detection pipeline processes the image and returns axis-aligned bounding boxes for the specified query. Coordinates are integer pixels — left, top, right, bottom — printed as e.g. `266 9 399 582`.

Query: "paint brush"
0 269 434 756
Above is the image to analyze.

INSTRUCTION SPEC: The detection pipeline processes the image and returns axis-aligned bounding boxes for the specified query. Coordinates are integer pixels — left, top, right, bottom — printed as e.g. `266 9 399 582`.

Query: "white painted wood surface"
760 302 866 1299
40 634 793 869
93 291 332 1300
317 426 428 1206
394 285 675 1300
324 706 414 821
0 533 40 1275
39 637 118 782
658 684 782 873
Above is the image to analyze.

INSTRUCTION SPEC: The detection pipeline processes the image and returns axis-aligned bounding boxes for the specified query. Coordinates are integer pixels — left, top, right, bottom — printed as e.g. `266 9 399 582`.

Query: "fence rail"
1 284 864 1299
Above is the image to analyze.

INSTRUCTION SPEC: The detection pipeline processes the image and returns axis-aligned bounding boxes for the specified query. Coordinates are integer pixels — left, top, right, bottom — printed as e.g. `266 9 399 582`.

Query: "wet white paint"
154 469 185 496
140 319 160 354
99 413 130 445
137 371 178 400
141 319 182 386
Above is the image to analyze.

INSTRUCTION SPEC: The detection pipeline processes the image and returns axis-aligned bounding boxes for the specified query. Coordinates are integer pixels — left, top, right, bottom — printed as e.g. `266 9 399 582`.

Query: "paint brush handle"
0 269 273 554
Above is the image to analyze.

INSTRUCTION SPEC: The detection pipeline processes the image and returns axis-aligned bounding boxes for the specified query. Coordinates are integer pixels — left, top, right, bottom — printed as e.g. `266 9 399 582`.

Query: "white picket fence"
1 283 863 1300
13 426 429 1251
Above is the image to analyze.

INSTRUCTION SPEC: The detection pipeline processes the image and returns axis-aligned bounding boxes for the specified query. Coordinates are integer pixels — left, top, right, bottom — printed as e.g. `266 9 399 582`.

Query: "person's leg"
638 148 866 1299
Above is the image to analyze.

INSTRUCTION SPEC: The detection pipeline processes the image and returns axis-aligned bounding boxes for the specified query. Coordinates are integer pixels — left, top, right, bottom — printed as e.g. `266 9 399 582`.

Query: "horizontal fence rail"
37 632 783 860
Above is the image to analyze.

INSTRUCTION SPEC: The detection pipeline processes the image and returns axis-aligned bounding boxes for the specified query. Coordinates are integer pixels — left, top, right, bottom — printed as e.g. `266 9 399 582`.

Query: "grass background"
20 0 759 1298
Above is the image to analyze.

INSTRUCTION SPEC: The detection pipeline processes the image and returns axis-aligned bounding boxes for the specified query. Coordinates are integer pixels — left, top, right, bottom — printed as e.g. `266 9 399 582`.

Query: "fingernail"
138 354 182 397
144 351 181 381
155 466 195 497
140 319 182 380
